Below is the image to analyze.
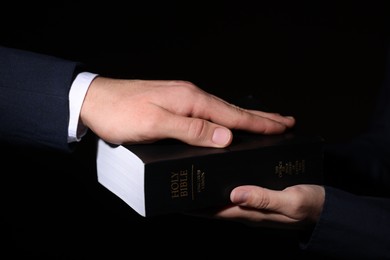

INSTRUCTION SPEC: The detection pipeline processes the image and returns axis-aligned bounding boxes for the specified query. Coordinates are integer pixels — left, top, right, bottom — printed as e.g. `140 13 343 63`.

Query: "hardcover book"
96 132 324 217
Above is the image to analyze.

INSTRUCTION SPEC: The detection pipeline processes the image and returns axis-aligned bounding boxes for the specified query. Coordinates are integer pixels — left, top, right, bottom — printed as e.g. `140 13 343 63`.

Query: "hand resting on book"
80 78 296 148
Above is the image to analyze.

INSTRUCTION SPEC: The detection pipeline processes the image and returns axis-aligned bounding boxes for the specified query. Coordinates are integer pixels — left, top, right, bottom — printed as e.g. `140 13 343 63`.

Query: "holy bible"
96 132 324 217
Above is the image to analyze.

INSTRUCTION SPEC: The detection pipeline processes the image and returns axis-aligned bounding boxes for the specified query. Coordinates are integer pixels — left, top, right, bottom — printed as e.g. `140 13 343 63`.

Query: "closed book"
96 132 324 217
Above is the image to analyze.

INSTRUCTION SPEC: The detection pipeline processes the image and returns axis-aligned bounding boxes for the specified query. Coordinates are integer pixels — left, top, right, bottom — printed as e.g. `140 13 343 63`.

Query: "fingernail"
212 128 231 146
231 190 248 204
285 116 296 126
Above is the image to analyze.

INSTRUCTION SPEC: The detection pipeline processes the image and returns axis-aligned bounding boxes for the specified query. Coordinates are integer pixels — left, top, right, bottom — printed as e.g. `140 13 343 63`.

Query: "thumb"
165 115 233 148
230 185 285 212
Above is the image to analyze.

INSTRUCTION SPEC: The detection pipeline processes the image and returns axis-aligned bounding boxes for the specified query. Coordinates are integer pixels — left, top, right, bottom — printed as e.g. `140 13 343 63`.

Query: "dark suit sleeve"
300 135 390 258
300 48 390 258
0 46 83 152
301 186 390 258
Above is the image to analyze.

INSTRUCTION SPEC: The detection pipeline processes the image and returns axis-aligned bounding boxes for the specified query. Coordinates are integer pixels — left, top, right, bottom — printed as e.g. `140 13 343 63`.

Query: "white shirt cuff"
68 72 99 143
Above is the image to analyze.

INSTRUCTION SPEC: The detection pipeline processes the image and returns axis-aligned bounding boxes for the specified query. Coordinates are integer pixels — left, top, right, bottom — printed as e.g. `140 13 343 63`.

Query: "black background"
3 1 389 258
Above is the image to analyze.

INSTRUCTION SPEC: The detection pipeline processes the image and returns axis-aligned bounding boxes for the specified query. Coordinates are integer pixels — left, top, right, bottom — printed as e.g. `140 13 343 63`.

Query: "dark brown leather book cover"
97 132 324 217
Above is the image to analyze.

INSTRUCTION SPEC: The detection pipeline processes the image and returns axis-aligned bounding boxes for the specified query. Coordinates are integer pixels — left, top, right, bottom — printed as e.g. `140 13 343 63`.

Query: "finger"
246 109 296 128
214 204 298 224
189 94 295 134
210 93 295 126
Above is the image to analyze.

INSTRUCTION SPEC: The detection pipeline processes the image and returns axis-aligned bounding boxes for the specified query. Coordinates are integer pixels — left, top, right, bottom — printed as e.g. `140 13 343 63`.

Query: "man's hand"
213 184 325 229
80 78 295 147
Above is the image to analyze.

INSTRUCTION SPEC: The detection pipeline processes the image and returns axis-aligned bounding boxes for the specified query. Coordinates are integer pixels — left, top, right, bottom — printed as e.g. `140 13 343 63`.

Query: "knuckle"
171 80 198 90
187 119 207 141
255 195 271 209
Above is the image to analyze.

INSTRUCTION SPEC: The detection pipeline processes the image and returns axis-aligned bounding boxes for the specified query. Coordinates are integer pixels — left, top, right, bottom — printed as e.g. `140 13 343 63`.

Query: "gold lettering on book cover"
275 159 306 178
170 170 189 198
196 169 206 193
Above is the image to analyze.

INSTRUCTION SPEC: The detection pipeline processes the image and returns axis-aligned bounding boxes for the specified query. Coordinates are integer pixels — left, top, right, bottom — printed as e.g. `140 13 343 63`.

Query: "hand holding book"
212 184 325 229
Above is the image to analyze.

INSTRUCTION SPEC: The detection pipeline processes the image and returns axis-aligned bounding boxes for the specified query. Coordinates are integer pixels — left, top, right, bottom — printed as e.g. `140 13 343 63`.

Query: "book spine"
144 142 323 216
